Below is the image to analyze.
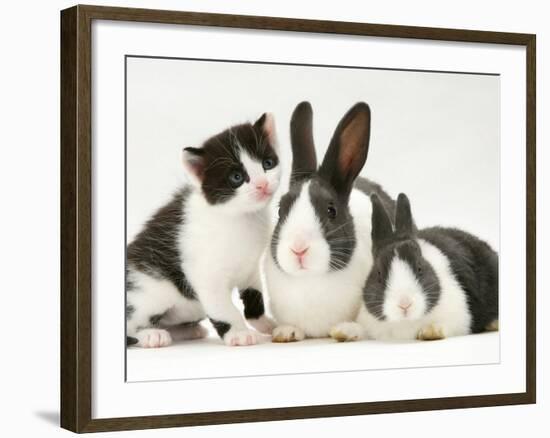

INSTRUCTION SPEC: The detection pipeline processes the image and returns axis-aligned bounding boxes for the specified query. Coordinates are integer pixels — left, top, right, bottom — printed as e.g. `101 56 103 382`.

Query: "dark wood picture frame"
60 4 536 433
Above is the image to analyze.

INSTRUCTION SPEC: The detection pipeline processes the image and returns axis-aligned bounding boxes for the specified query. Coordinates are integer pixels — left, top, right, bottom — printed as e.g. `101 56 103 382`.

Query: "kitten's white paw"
272 325 305 343
224 329 259 346
135 328 172 348
248 315 276 334
329 322 363 342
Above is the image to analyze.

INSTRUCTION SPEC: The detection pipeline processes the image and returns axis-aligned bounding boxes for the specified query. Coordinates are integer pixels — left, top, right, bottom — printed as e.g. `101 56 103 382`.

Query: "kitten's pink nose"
255 179 269 193
398 297 412 311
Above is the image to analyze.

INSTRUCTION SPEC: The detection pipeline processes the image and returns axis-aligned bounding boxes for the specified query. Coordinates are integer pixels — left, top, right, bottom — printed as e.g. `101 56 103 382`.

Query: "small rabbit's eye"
327 205 337 219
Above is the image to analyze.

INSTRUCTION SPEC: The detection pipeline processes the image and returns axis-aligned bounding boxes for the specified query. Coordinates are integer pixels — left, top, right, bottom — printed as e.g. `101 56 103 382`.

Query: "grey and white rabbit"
264 101 396 342
126 113 281 347
355 193 499 341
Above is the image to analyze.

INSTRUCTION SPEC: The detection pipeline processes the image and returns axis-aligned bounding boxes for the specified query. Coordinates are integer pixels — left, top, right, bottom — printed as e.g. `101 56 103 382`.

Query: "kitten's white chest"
181 191 270 289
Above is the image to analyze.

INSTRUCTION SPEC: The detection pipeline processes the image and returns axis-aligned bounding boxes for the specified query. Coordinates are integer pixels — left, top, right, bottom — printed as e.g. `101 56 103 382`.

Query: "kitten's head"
182 113 281 214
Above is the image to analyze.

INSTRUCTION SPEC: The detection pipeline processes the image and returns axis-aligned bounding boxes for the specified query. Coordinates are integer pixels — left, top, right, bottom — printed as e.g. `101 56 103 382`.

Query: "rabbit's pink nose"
291 247 309 257
398 297 412 311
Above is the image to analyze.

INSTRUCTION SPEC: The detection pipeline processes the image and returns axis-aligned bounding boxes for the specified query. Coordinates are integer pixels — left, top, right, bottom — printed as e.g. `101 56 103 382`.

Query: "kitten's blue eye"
262 158 276 170
228 170 244 188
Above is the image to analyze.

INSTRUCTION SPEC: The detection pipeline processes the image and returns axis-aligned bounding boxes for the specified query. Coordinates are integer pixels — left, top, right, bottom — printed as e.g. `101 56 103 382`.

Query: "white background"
0 1 546 437
127 58 500 246
125 54 501 382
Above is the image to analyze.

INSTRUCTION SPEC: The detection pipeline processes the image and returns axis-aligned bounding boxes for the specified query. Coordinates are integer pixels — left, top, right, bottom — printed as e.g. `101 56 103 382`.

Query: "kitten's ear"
182 147 205 187
395 193 414 237
254 112 277 148
371 194 393 254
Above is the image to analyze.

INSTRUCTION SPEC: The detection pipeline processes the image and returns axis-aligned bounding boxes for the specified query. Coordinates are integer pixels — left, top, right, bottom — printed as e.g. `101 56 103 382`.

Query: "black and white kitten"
126 113 281 347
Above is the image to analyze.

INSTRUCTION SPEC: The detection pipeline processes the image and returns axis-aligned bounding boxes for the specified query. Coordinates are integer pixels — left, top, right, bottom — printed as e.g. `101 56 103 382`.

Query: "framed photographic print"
60 4 536 433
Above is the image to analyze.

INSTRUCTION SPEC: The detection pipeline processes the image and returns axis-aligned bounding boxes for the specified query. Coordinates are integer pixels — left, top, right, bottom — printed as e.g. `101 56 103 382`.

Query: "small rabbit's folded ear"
182 147 205 188
371 194 393 253
319 102 371 199
395 193 414 237
290 101 317 183
254 112 277 148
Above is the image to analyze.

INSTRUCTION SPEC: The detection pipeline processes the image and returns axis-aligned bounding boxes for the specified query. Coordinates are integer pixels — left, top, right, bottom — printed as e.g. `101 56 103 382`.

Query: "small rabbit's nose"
291 247 309 257
398 297 412 310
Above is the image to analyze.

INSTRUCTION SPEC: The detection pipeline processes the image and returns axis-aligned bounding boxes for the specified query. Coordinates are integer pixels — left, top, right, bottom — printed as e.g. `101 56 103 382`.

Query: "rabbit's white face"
274 181 332 276
382 257 428 322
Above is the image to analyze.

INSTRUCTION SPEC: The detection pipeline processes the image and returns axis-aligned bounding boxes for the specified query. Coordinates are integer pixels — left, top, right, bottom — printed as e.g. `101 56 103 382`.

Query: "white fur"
382 258 428 322
275 181 331 275
126 269 206 342
357 239 472 340
265 187 373 338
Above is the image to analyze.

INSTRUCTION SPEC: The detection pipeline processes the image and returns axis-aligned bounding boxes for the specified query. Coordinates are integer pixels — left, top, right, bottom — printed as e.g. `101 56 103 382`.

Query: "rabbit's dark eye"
228 170 245 188
327 205 337 219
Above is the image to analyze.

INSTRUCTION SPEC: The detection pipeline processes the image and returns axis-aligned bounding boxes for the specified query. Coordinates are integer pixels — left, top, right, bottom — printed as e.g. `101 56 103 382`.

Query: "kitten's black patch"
126 304 135 320
240 288 265 319
192 121 279 205
209 318 231 338
127 187 197 300
126 336 138 346
419 227 499 333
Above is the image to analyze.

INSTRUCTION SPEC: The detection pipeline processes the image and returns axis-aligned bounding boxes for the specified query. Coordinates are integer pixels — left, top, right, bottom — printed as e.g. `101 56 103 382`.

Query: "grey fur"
272 101 394 272
364 193 498 333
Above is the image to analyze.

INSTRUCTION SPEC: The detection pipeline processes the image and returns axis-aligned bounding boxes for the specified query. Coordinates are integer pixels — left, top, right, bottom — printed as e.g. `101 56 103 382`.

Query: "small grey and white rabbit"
126 113 281 347
264 101 396 343
355 193 499 341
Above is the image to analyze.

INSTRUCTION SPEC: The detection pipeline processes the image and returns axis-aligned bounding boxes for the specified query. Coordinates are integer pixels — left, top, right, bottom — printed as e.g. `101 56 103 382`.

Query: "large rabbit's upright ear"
290 101 317 183
395 193 414 237
371 194 393 254
318 102 371 200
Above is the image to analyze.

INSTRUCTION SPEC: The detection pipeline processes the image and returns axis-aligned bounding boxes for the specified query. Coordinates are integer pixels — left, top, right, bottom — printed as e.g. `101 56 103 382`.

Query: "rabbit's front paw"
330 322 363 342
417 324 446 341
272 325 305 343
485 319 499 331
